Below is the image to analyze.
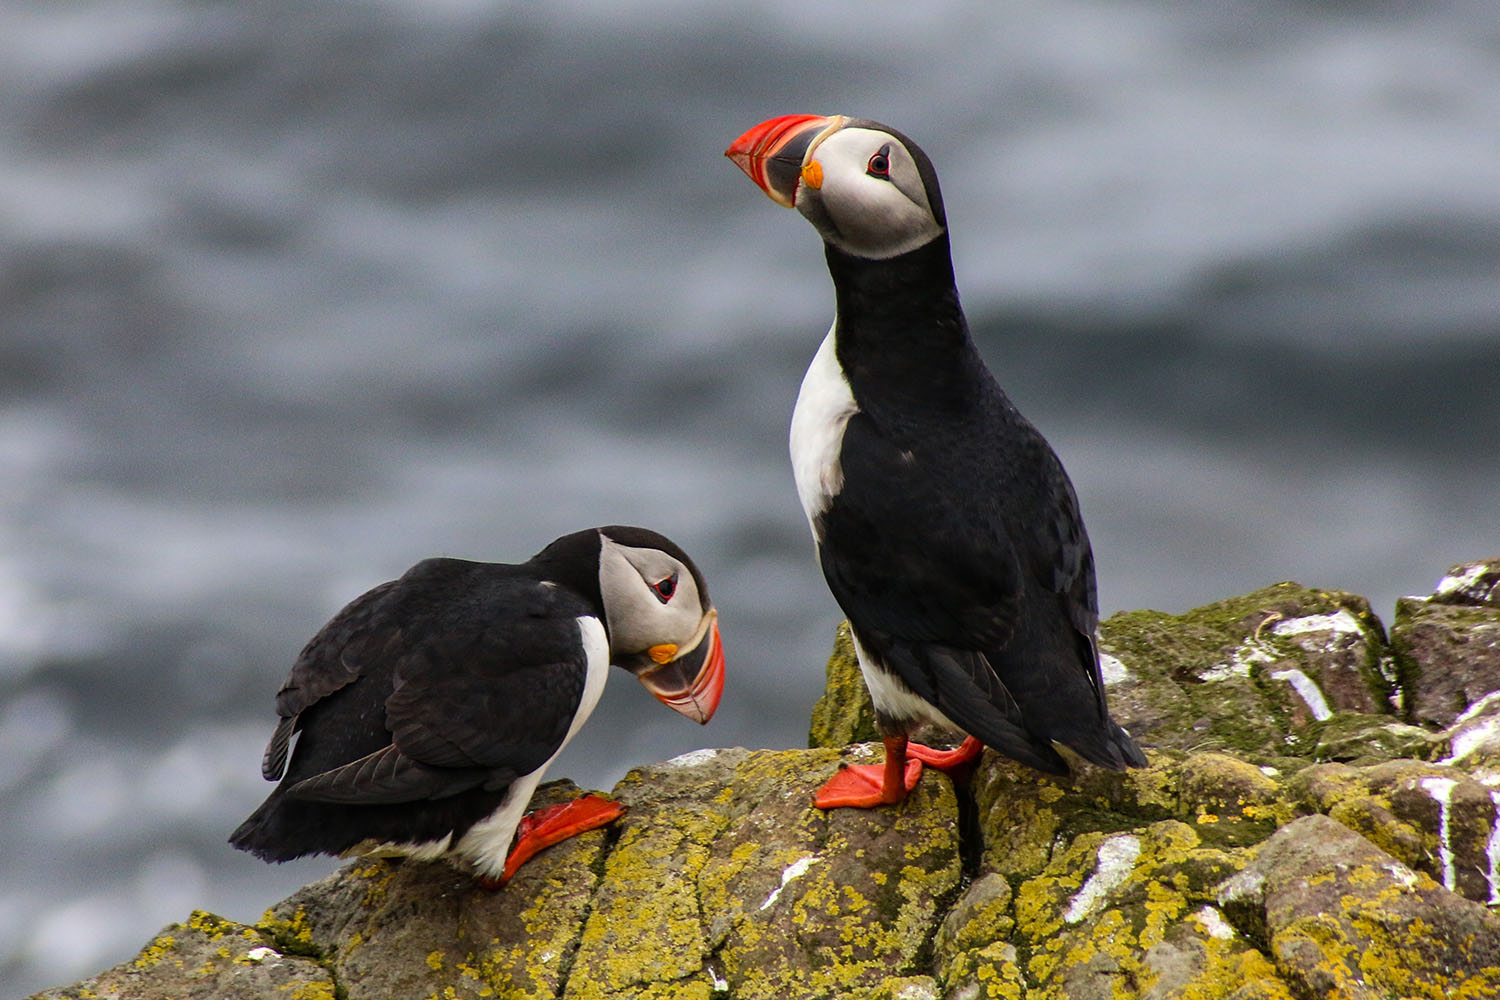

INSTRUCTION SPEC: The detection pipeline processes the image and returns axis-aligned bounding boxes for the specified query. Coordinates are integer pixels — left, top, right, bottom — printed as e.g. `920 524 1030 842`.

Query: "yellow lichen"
185 910 234 939
132 934 178 970
353 858 397 908
945 942 1027 1000
1168 933 1297 1000
257 905 316 950
1037 784 1066 804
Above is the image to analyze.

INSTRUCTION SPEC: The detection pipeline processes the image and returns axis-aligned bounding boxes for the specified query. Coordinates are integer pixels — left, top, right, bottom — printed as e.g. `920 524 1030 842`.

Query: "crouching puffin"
726 115 1145 809
230 525 725 885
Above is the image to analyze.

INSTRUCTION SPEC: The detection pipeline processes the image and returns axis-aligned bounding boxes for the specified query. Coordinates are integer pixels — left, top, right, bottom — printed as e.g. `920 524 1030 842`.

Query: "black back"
230 547 602 862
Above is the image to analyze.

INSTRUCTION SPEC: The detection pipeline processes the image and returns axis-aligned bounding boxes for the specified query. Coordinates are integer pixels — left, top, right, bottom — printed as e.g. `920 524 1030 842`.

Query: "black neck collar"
825 233 960 333
824 234 978 400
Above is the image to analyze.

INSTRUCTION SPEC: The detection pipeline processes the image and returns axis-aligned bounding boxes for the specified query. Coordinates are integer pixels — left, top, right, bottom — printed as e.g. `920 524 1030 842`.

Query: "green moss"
1101 582 1395 762
1305 713 1444 764
1390 595 1432 711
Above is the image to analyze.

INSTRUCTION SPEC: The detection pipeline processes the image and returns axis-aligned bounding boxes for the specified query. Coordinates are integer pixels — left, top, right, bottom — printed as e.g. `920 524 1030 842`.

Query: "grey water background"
3 0 1499 992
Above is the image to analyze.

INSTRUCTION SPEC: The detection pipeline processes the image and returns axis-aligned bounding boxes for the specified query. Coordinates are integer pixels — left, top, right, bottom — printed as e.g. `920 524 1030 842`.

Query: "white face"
796 126 944 259
597 534 711 658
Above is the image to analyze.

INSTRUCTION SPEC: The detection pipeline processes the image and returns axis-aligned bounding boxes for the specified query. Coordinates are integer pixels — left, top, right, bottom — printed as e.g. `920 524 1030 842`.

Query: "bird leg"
906 734 984 771
481 794 627 888
813 734 924 809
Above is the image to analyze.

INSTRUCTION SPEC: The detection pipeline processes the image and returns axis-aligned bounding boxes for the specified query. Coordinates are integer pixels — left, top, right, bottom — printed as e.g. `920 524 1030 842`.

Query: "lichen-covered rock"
1286 758 1500 904
257 777 615 1000
52 751 960 1000
34 564 1500 1000
1217 813 1500 999
1301 710 1445 765
568 745 961 999
808 620 879 748
949 744 1500 997
29 910 334 1000
953 752 1290 998
1009 820 1273 1000
1392 558 1500 728
867 975 944 1000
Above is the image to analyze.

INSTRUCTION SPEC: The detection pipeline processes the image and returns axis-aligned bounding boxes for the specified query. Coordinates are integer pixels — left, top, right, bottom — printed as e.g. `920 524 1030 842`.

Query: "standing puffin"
230 525 724 885
726 115 1145 808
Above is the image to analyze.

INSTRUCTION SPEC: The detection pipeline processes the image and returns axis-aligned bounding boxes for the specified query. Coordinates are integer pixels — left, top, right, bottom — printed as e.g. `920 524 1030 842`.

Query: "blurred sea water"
2 0 1498 993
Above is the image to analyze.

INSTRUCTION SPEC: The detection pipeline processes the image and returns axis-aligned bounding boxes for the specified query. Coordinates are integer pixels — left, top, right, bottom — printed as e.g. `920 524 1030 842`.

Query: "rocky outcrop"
34 559 1500 1000
1392 558 1500 729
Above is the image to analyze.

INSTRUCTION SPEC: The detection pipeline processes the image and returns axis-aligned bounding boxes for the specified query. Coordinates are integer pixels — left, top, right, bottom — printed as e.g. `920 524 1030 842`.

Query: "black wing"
820 396 1111 747
261 580 403 780
269 561 594 805
820 405 1063 650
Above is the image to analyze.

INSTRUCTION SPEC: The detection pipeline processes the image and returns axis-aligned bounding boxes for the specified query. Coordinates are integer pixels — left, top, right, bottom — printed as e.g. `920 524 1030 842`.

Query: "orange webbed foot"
813 758 923 808
813 734 927 809
483 794 626 888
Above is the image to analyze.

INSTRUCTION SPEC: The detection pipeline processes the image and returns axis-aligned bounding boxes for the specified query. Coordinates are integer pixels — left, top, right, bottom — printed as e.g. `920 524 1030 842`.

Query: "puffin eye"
650 573 678 604
867 147 891 178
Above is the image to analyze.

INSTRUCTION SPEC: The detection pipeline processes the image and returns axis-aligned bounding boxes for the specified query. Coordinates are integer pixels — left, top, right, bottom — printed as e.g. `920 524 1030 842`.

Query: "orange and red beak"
632 613 724 725
725 114 845 208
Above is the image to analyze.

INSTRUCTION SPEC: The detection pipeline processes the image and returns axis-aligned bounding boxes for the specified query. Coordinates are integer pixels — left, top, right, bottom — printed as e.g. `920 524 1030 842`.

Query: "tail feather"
1059 720 1148 771
228 790 312 863
883 639 1148 776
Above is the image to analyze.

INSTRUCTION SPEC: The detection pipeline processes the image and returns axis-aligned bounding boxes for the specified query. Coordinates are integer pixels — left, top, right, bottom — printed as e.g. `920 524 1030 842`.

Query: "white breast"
850 629 957 730
789 323 857 534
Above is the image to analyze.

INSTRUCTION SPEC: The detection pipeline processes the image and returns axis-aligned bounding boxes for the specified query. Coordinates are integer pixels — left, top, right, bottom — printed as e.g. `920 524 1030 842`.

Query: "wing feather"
261 562 595 804
287 743 497 804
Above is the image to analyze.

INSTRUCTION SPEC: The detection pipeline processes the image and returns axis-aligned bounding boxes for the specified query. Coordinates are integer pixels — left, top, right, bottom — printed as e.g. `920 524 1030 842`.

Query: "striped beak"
725 114 845 208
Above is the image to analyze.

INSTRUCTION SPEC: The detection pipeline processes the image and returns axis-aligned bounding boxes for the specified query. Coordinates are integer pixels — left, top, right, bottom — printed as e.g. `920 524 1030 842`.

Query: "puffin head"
726 114 947 259
593 526 724 724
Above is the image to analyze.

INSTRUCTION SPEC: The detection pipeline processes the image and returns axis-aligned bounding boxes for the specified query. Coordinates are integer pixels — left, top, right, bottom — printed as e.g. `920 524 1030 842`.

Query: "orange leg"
907 734 984 771
814 734 924 809
480 794 626 889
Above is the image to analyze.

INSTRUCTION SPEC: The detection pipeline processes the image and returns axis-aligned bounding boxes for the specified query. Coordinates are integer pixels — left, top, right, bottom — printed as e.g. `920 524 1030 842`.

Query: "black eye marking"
650 572 678 604
867 144 892 179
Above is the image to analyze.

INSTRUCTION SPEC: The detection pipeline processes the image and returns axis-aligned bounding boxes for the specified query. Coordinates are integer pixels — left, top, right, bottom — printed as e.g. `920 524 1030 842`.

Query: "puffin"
726 115 1145 808
230 525 725 885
